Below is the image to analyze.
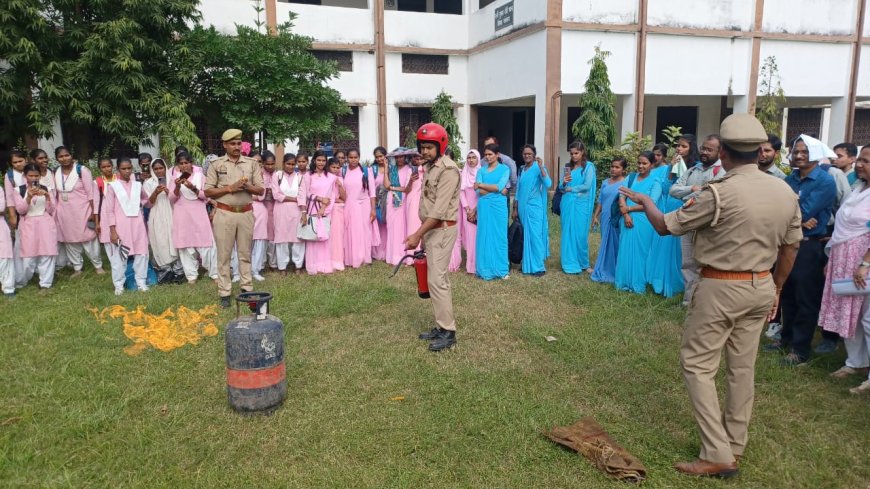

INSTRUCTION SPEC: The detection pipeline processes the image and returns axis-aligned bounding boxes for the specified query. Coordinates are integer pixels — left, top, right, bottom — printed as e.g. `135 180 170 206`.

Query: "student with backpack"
53 146 105 277
13 164 58 291
341 149 377 268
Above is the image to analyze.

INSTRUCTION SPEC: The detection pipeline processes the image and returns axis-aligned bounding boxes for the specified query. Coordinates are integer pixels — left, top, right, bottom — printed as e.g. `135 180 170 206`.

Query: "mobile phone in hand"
179 171 191 181
158 177 167 186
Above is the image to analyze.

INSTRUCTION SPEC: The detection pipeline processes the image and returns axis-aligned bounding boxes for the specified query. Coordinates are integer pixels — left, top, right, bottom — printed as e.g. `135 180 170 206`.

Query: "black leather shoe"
429 331 456 351
418 327 444 340
219 296 231 309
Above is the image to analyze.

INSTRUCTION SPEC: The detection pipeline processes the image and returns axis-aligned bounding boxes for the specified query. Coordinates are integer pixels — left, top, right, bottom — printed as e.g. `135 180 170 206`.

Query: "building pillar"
543 0 563 184
620 94 637 139
732 95 751 114
828 97 849 145
633 0 648 132
746 0 765 114
374 0 388 148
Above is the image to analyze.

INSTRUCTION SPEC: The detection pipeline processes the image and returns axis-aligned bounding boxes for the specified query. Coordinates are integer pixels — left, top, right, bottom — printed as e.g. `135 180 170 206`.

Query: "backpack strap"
341 165 347 178
76 163 82 178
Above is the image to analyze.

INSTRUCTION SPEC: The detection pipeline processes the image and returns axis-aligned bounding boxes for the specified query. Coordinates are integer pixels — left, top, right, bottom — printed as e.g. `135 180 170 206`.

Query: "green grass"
1 215 869 488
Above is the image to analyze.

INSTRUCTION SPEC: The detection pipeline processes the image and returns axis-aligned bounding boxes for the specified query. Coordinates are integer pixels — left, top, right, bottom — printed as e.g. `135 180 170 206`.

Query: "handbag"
375 185 388 224
508 218 523 264
314 213 331 242
832 279 870 296
552 190 563 216
296 197 319 241
610 173 637 228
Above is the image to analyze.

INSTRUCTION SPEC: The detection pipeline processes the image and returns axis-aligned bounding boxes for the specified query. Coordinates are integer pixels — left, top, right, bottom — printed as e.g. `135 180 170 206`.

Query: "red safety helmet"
416 122 449 156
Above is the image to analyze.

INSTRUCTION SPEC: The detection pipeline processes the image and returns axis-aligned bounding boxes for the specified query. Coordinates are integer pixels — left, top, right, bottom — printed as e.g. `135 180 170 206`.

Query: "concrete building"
48 0 870 172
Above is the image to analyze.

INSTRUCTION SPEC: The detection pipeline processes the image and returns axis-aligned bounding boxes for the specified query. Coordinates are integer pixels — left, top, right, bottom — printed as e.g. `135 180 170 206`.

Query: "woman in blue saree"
590 158 627 283
513 144 552 276
645 143 684 297
474 143 510 280
614 151 661 294
560 140 597 274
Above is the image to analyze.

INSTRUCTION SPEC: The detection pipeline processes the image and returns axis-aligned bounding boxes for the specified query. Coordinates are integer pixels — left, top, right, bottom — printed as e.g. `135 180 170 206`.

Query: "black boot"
429 330 456 351
219 296 231 309
418 327 444 340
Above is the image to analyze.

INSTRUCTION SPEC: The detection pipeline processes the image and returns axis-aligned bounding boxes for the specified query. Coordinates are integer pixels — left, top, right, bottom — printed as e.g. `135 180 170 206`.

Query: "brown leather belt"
215 202 253 213
701 267 770 280
440 220 457 228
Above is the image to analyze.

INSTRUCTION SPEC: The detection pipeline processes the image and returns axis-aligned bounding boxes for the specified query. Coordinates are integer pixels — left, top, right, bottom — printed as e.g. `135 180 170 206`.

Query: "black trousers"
780 239 827 360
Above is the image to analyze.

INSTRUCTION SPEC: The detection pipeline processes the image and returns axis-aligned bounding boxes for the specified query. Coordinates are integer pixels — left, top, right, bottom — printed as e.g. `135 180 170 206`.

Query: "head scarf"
461 150 481 190
240 141 252 157
790 134 836 163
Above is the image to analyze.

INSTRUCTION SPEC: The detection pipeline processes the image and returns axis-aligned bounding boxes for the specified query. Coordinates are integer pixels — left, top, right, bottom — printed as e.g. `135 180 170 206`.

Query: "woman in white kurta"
169 152 216 283
143 159 180 275
104 158 150 295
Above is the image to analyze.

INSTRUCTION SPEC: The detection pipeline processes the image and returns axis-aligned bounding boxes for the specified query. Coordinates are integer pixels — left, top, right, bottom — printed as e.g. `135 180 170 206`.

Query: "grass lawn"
2 214 868 488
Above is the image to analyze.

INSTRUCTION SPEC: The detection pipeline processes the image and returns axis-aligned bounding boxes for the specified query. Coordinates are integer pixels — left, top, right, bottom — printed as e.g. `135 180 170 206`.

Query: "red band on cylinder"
226 363 286 390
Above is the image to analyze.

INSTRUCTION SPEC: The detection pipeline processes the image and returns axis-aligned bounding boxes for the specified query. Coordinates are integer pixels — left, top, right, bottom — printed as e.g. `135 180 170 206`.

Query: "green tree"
184 10 350 149
571 46 617 154
756 56 787 136
430 90 463 159
591 132 652 184
0 0 203 159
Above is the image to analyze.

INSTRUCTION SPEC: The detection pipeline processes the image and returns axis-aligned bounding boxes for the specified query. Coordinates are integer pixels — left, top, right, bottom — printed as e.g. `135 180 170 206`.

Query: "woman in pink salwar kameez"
103 158 150 295
14 164 58 290
252 151 277 281
371 147 388 261
405 156 424 259
329 159 346 271
343 149 377 268
52 146 104 275
459 150 481 274
298 151 337 275
272 154 306 274
385 154 413 266
169 152 216 284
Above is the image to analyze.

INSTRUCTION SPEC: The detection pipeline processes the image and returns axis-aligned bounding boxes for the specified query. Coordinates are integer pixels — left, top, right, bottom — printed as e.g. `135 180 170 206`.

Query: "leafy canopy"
571 46 618 154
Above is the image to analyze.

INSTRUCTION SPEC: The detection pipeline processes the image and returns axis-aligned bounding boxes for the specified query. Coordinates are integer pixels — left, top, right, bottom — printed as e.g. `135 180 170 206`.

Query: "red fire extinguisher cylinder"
414 254 430 299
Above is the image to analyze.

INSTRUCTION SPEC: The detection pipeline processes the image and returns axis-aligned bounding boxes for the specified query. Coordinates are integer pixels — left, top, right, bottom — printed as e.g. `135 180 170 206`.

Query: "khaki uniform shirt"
664 164 803 272
204 155 264 206
419 155 460 222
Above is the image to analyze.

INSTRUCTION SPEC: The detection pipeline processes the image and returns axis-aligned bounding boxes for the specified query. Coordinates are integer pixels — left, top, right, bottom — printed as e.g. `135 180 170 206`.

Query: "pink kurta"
405 165 424 246
385 166 412 266
331 180 346 271
271 170 304 244
4 170 24 214
371 167 387 260
343 166 376 268
105 179 149 256
0 192 11 258
253 169 276 241
54 165 97 243
168 171 213 249
13 187 58 257
298 172 336 275
459 186 479 274
448 206 462 272
819 233 870 338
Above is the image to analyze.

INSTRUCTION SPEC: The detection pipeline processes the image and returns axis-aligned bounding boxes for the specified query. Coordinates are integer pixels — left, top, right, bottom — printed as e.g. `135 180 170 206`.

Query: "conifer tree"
431 90 464 159
756 56 787 136
571 46 617 154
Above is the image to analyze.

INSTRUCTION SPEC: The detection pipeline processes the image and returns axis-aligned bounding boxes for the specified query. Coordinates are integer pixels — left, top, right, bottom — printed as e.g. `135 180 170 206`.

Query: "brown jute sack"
546 417 647 483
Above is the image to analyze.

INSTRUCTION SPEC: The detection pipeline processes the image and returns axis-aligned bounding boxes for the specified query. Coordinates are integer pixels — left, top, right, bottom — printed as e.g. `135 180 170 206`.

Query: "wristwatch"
860 261 870 268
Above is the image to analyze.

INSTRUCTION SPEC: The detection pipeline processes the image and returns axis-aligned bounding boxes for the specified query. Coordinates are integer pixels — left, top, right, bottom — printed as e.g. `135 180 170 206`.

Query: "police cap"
719 113 767 152
221 129 243 142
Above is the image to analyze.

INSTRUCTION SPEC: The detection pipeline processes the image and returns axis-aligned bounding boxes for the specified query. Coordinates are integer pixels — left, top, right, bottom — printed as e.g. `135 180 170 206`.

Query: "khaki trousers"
213 209 254 297
681 234 699 303
680 274 774 464
424 225 458 332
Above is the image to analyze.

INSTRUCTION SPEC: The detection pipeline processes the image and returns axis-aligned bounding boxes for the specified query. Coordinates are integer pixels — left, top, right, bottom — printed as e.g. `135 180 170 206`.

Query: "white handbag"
296 197 319 241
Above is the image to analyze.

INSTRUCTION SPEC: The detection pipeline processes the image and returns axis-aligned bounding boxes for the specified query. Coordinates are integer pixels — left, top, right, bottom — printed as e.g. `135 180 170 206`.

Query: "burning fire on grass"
89 305 219 356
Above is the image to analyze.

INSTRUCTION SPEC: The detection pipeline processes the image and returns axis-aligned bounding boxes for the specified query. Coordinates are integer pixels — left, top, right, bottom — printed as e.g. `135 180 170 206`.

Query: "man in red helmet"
405 122 461 351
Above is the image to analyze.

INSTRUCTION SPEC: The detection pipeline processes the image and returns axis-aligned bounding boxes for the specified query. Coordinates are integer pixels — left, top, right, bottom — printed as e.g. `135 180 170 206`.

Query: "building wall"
275 2 374 43
384 10 467 49
562 0 637 24
647 0 754 31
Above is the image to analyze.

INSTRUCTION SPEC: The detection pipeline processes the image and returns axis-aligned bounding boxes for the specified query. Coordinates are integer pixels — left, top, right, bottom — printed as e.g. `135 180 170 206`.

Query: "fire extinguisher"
390 250 430 299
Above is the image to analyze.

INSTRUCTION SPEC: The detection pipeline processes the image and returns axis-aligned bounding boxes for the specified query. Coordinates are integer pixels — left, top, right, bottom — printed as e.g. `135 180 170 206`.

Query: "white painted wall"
562 0 636 24
275 2 374 44
859 45 870 97
763 0 858 35
759 40 852 97
644 35 751 96
469 0 547 47
468 30 545 104
326 52 378 104
647 0 753 31
200 0 260 34
358 104 380 158
384 10 468 50
560 31 637 95
865 0 870 36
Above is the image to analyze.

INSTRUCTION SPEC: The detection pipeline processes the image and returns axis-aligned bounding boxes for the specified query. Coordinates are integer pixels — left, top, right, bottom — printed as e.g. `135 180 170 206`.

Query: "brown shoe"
675 459 739 478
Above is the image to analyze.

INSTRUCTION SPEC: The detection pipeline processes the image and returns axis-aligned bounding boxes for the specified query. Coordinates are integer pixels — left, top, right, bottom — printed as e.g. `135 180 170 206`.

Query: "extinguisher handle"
389 255 415 278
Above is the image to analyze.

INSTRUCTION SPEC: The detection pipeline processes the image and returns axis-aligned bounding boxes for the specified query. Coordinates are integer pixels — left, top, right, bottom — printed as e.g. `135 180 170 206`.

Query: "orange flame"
89 305 219 356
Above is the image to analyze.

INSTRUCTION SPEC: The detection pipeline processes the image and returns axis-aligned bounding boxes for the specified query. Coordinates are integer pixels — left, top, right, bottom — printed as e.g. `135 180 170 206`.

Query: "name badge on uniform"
61 192 69 202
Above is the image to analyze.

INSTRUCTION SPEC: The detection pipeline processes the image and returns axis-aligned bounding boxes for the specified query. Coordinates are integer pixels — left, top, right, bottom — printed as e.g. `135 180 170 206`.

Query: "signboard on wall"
494 1 514 31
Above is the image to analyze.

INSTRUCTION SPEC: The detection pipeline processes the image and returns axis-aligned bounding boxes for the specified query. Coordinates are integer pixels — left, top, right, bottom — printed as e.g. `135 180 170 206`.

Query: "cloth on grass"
546 417 647 483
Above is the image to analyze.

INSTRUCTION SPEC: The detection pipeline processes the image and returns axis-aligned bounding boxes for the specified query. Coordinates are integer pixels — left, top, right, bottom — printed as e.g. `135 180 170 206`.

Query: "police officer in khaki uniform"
620 114 803 478
405 123 461 352
204 129 265 308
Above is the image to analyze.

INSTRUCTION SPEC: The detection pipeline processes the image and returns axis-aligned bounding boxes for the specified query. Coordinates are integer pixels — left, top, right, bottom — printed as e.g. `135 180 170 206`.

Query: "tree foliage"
590 132 652 185
571 46 617 154
430 90 463 159
0 0 203 158
756 56 787 136
183 10 349 147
